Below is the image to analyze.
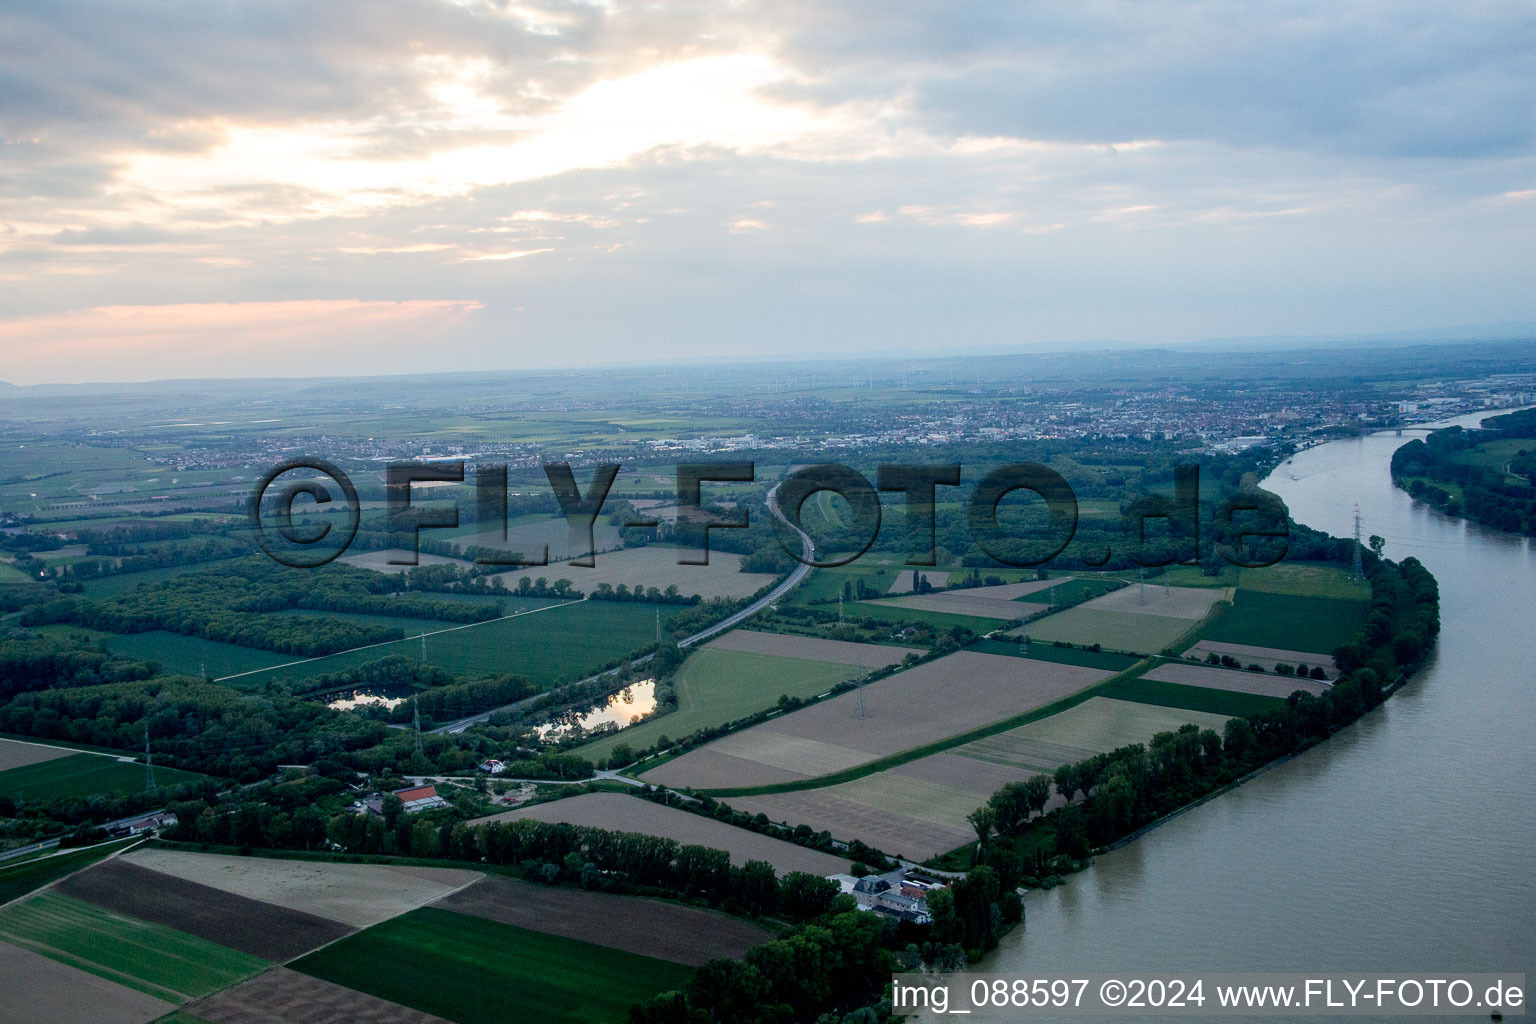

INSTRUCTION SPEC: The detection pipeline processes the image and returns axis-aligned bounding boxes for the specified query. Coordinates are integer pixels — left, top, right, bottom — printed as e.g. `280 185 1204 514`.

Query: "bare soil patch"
121 849 479 929
887 570 951 594
0 939 175 1024
338 549 472 575
474 792 848 876
58 860 352 961
1145 662 1329 698
189 966 454 1024
435 875 771 965
0 739 76 772
705 630 920 667
643 651 1109 789
725 787 976 864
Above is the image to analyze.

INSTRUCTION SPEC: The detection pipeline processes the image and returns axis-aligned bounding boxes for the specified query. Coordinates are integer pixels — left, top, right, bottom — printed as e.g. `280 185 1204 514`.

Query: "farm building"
393 785 450 813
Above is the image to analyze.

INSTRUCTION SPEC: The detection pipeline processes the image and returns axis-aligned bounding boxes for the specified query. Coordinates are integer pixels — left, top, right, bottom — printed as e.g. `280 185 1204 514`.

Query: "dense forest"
1391 409 1536 535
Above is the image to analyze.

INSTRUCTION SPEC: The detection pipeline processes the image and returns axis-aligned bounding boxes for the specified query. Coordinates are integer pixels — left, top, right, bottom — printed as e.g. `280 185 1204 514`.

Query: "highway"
432 482 815 734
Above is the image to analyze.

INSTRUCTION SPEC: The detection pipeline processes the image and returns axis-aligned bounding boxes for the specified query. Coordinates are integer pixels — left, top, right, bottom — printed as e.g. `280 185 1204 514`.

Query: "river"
986 412 1536 1012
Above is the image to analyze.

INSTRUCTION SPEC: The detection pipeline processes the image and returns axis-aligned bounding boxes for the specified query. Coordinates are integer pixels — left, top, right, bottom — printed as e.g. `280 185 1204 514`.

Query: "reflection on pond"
537 680 657 739
327 690 408 711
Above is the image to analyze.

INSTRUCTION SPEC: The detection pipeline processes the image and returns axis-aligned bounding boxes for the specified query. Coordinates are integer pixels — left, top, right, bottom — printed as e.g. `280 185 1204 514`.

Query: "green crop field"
1238 562 1370 600
1018 607 1198 654
0 753 206 802
967 638 1141 672
225 599 682 687
293 907 692 1024
1030 576 1124 603
77 563 215 598
0 840 138 905
0 892 266 1003
575 648 867 763
791 564 902 604
1099 674 1285 718
1144 565 1237 589
104 630 291 680
1201 590 1368 653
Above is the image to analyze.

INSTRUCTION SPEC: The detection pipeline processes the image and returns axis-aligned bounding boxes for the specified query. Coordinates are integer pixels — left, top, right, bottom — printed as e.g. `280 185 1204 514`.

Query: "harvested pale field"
887 570 951 594
725 772 994 862
956 697 1235 773
704 629 920 667
189 967 454 1024
434 875 771 965
513 545 777 600
0 939 175 1024
951 579 1073 601
1017 607 1196 653
1189 640 1335 677
1144 662 1330 698
0 738 75 772
1078 584 1226 619
338 550 471 574
456 516 622 564
121 849 479 929
876 592 1047 620
642 651 1110 789
59 860 352 961
473 792 848 876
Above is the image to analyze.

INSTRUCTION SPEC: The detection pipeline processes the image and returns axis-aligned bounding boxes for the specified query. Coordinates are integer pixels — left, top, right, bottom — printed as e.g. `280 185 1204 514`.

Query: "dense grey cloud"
0 0 1533 382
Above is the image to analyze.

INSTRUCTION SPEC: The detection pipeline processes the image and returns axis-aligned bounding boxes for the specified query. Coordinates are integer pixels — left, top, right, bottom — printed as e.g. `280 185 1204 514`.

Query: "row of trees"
1392 412 1536 536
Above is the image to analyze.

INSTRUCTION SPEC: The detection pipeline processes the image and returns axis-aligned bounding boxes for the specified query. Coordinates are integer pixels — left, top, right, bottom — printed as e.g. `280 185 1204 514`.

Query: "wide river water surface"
986 413 1536 1012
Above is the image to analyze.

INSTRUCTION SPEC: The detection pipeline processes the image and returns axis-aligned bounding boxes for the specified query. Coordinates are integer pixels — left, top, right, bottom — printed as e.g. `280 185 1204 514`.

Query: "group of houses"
828 869 944 924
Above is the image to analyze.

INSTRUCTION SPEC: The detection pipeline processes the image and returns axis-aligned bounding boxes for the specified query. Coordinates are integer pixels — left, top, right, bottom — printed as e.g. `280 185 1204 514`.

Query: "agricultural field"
475 792 849 875
0 737 75 772
100 630 292 680
1238 562 1371 600
967 638 1141 672
702 629 922 666
1143 662 1330 699
573 647 875 764
955 697 1235 773
189 967 454 1024
59 859 354 961
1015 608 1199 655
219 599 679 688
1098 675 1286 718
455 515 623 564
1188 640 1337 677
1071 583 1226 619
505 544 778 600
338 550 475 574
872 591 1049 620
0 892 267 1003
1200 590 1368 653
844 600 1011 635
0 752 205 802
120 848 479 929
0 940 177 1024
435 875 772 965
292 907 694 1024
0 839 139 905
641 651 1112 790
887 569 951 593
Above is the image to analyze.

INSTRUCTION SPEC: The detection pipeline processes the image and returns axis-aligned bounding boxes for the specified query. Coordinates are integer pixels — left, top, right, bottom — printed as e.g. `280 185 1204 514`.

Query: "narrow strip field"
506 545 777 600
474 792 849 876
642 651 1110 790
954 697 1235 772
0 939 176 1024
190 966 457 1024
702 629 921 666
872 592 1048 620
293 907 693 1024
0 737 75 772
1189 639 1336 676
0 892 267 1003
121 849 479 929
59 860 354 961
1014 608 1198 654
1143 662 1330 698
434 875 772 965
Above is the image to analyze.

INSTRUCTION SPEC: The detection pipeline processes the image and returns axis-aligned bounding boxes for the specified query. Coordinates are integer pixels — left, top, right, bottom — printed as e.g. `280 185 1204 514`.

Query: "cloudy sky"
2 0 1534 383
